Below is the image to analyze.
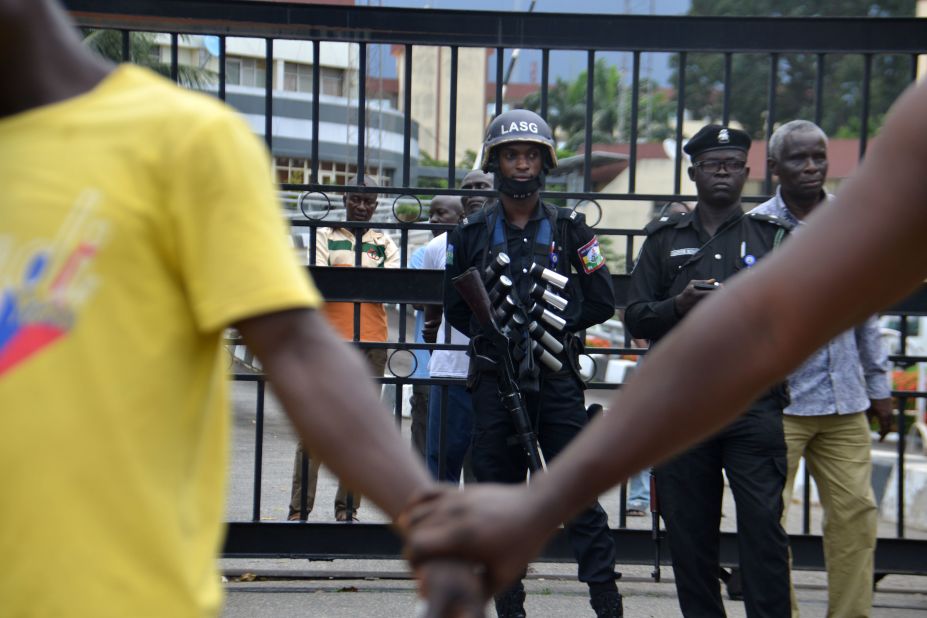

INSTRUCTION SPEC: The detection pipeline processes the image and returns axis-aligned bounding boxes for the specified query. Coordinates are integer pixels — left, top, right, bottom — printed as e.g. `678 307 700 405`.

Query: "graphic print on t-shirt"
0 190 108 377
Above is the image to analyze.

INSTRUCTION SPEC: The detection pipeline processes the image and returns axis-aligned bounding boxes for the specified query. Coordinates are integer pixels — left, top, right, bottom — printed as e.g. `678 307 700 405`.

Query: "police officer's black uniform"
444 198 620 613
625 127 792 618
442 109 622 618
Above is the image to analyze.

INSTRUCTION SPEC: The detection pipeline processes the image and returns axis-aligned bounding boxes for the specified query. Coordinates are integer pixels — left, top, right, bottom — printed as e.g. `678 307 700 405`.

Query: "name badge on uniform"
670 248 699 257
578 236 605 274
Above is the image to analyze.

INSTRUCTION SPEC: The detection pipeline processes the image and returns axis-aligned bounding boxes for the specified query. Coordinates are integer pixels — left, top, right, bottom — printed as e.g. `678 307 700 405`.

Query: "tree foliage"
520 59 675 150
82 29 216 89
672 0 916 138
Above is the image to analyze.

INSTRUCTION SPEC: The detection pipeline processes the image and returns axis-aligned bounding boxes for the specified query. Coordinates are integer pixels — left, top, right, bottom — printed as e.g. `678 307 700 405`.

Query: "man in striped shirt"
290 175 399 522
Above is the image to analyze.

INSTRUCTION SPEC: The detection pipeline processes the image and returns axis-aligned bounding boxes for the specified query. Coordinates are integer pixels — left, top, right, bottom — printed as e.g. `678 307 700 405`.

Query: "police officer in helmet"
442 109 622 617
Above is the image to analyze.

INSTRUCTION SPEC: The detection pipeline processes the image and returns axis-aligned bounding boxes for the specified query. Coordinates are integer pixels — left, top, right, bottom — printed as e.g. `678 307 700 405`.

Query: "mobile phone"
693 281 719 291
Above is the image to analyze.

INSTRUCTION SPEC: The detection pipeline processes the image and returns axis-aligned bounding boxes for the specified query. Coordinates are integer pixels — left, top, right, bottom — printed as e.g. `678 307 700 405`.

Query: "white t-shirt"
423 232 470 378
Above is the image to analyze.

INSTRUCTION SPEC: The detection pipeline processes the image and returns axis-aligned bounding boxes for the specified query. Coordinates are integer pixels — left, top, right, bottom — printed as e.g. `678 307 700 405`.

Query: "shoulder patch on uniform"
577 235 606 274
446 243 455 266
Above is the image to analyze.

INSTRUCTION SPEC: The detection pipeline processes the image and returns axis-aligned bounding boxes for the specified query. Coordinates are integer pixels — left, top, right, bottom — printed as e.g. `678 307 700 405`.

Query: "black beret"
683 124 751 158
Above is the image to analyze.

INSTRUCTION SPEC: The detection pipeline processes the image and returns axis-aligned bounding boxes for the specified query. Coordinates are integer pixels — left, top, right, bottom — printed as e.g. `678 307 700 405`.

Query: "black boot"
589 588 623 618
493 582 526 618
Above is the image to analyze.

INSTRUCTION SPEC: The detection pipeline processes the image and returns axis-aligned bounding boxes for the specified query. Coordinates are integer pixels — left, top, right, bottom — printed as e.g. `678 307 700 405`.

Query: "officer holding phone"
624 125 794 618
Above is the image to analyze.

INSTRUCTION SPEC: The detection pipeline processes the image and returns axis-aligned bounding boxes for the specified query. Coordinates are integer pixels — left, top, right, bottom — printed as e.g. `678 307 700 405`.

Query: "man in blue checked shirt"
751 119 892 618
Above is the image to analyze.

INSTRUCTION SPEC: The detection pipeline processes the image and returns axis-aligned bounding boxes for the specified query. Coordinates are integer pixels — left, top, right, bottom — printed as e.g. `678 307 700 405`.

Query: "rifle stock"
453 267 494 328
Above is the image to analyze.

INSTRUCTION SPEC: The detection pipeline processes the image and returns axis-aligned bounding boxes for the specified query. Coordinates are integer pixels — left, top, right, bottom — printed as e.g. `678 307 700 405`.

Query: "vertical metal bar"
541 49 550 119
437 386 449 481
357 42 367 179
625 235 635 273
251 379 265 521
897 393 907 538
448 46 459 187
802 466 811 534
859 53 872 159
673 52 687 195
353 228 362 341
814 54 825 127
311 40 321 184
495 47 504 117
628 51 641 194
120 30 130 62
764 53 779 195
722 53 732 125
394 382 403 426
403 44 413 186
170 32 179 82
218 35 227 101
397 227 408 341
619 482 627 528
583 50 595 193
309 224 317 266
298 450 309 519
264 38 273 151
897 316 909 537
912 53 920 84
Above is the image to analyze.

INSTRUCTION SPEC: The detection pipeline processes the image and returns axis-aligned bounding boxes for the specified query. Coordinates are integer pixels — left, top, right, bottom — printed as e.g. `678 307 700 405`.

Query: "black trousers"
656 406 790 618
470 369 617 586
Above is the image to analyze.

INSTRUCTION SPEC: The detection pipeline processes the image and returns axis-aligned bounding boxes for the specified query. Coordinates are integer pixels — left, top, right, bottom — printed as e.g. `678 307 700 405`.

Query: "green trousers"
782 412 878 618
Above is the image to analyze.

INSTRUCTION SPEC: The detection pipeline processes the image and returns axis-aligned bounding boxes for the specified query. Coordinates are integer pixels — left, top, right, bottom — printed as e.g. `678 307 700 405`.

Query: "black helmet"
480 109 558 173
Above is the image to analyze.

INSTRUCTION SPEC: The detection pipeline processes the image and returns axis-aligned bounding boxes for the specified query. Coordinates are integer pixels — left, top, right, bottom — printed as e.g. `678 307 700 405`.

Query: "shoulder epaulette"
644 211 688 235
746 211 795 231
461 206 489 228
556 206 583 224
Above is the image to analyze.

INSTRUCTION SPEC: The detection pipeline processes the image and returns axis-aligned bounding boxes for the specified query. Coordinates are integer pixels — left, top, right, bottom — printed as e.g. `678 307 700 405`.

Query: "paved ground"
220 375 927 617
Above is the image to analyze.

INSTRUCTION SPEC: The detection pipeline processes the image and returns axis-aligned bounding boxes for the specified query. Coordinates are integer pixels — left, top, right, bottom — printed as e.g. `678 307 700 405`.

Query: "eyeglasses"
692 159 747 174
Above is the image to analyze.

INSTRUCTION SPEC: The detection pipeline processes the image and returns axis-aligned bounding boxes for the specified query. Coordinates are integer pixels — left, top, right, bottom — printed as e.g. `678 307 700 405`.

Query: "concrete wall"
398 46 487 163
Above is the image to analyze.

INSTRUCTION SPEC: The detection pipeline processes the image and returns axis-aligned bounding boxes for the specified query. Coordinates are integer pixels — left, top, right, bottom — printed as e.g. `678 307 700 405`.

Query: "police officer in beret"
625 124 792 618
442 109 622 618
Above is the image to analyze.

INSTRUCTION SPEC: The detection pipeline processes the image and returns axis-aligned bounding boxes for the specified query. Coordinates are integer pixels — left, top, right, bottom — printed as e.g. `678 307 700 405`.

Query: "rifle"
452 266 545 472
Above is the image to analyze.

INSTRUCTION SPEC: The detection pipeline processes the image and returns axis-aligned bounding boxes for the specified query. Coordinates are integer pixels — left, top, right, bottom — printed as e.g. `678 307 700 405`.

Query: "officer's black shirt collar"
690 206 745 243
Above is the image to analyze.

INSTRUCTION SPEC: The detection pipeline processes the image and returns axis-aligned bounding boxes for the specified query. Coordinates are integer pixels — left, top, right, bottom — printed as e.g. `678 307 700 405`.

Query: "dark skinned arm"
400 79 927 595
236 309 487 616
423 304 443 344
236 308 431 517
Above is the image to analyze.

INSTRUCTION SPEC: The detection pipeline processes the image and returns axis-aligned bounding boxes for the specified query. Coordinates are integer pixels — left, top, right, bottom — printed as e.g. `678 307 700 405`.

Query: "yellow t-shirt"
0 66 320 617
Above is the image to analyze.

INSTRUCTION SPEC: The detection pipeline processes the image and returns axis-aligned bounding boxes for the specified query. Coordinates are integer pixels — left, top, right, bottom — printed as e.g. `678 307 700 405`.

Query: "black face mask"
497 174 544 200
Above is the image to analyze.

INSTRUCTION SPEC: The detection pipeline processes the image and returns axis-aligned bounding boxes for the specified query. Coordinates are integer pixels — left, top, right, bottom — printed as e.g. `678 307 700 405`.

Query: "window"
273 157 391 189
225 57 266 88
320 67 344 97
283 61 313 93
280 63 345 96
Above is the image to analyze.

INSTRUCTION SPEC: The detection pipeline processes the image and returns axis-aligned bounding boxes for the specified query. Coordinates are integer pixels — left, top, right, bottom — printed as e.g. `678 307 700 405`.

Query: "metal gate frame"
66 0 927 575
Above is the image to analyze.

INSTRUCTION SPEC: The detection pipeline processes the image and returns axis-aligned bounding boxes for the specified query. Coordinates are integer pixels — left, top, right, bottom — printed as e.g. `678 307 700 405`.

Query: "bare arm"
531 77 927 531
236 308 432 518
402 79 927 591
423 304 443 344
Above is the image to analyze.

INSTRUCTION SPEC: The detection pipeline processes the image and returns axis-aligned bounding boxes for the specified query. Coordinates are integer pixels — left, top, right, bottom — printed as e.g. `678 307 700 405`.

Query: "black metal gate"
66 0 927 575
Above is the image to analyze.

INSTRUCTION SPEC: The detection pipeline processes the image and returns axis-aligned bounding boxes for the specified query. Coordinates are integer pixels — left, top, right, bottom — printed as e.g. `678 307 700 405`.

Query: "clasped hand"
397 484 550 617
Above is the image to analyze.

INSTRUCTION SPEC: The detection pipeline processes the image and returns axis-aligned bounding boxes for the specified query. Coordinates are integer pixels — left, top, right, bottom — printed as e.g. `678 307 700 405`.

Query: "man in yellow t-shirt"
289 175 399 522
0 2 483 616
